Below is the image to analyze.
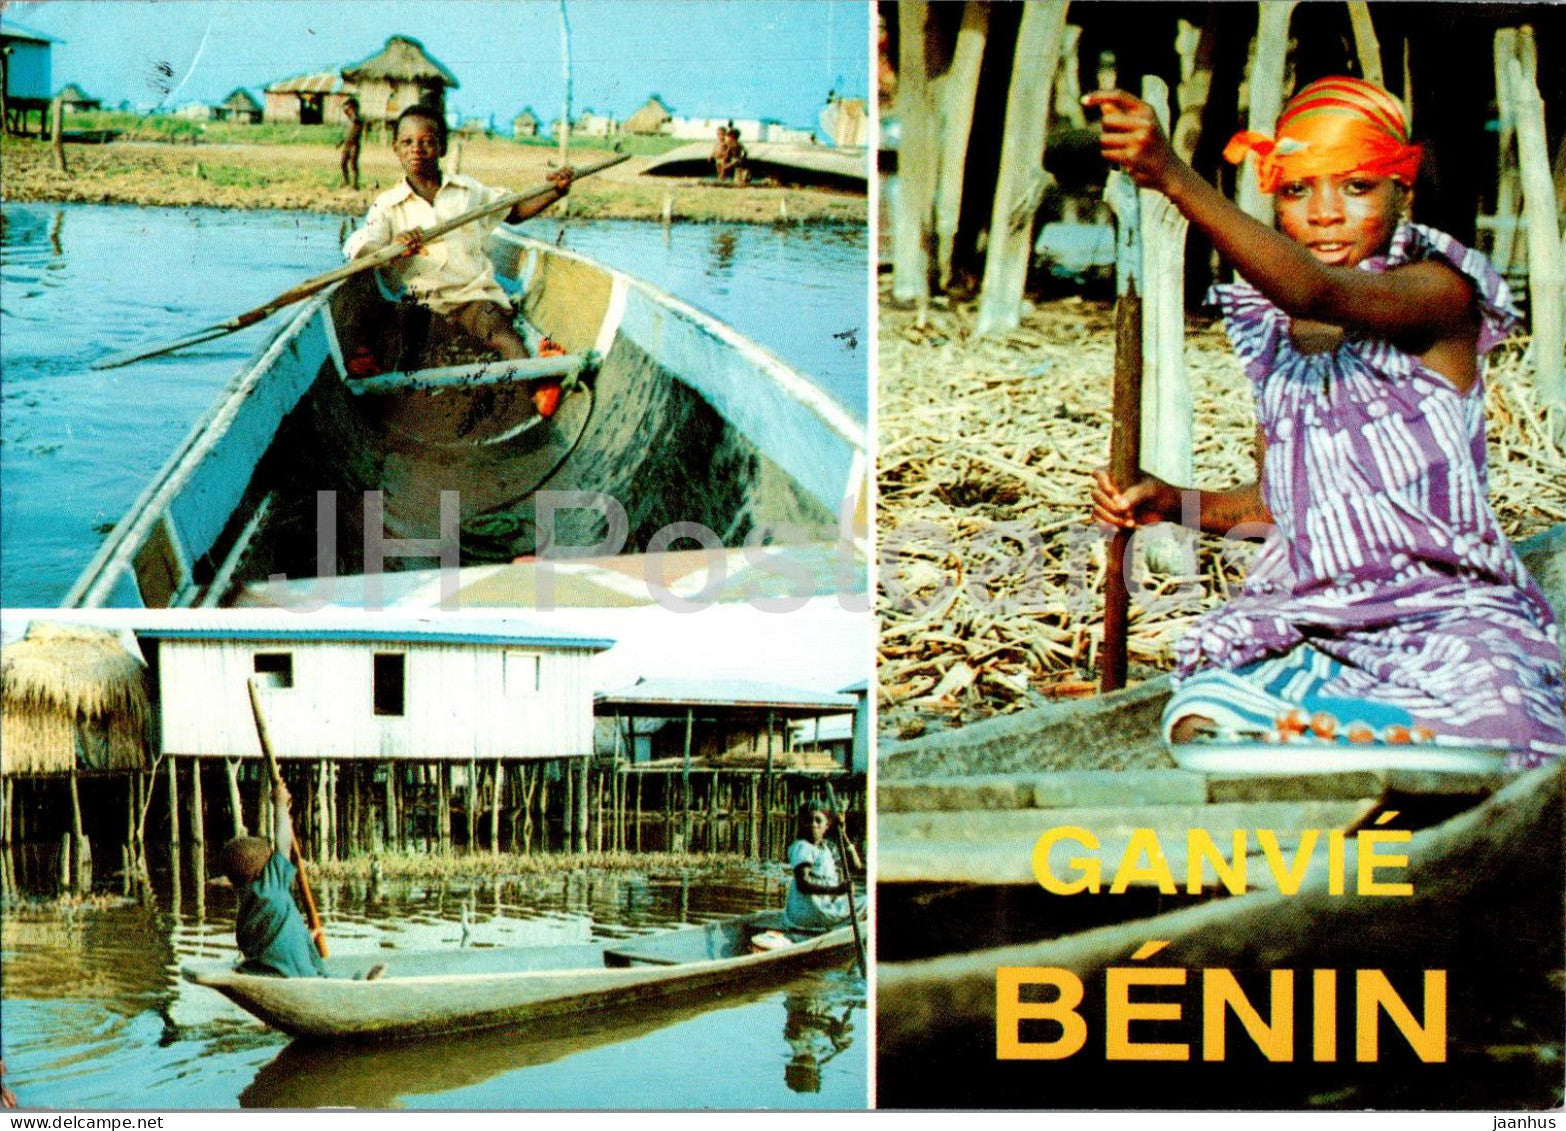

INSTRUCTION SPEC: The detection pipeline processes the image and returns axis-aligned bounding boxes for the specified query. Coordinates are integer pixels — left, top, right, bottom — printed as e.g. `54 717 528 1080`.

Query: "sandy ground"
877 277 1566 742
0 135 866 224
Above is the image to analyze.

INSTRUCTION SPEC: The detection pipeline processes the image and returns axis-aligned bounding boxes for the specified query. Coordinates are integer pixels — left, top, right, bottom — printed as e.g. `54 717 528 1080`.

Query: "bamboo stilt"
438 762 452 855
467 758 478 850
892 0 938 308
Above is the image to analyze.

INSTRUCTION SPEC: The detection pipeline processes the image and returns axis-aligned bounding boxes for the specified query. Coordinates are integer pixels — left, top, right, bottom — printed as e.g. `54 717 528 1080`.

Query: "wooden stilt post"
1346 2 1384 88
933 1 989 291
467 757 478 850
576 758 589 855
762 713 776 859
50 96 67 175
438 762 452 855
167 756 181 848
1506 35 1564 405
491 758 504 855
892 0 937 308
595 769 605 854
749 774 760 859
1492 30 1522 273
224 758 246 838
538 764 549 852
974 0 1071 336
1235 1 1297 226
1172 14 1217 168
681 708 694 852
634 770 643 853
69 768 91 893
188 756 205 850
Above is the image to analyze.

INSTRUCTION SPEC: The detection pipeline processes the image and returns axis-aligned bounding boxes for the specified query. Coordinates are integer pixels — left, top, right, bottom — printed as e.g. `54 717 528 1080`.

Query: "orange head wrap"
1223 76 1422 194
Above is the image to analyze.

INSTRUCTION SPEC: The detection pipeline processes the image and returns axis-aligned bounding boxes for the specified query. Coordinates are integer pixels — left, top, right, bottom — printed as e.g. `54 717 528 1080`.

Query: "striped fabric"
1223 76 1423 194
1174 223 1566 767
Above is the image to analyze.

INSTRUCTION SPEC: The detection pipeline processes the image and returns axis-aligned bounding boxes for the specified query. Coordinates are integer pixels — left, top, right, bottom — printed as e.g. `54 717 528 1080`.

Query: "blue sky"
4 0 868 130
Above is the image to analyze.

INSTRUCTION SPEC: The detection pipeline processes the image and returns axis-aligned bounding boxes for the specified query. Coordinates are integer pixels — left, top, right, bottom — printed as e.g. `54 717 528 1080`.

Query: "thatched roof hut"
340 35 459 126
0 622 151 776
56 82 100 112
624 95 672 136
512 108 539 138
218 87 262 123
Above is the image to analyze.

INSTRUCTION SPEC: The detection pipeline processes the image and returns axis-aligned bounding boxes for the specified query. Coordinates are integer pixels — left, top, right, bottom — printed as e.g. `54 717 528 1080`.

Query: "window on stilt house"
373 653 406 717
253 652 294 688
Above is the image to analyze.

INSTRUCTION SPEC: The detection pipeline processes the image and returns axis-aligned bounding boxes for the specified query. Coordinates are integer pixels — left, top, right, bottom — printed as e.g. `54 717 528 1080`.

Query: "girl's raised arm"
1085 90 1475 347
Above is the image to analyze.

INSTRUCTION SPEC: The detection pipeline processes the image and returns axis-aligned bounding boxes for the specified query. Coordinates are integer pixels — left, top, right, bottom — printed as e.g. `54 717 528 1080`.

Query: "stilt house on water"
595 678 862 858
0 613 614 894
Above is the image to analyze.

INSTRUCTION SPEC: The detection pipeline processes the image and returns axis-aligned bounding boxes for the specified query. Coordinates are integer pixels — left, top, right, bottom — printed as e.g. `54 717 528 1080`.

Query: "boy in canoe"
217 776 330 978
343 104 573 390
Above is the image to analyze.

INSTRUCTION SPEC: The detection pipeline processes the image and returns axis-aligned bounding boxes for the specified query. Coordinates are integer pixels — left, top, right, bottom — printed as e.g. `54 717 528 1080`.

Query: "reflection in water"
708 229 738 278
49 210 64 257
783 985 859 1094
1 868 866 1109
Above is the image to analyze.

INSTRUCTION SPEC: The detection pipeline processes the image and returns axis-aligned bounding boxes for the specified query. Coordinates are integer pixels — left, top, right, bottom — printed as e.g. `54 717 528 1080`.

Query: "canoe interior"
68 234 865 608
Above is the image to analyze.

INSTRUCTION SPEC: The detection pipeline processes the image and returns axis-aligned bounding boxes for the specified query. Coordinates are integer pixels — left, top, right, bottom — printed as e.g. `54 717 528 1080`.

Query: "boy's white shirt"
342 174 512 314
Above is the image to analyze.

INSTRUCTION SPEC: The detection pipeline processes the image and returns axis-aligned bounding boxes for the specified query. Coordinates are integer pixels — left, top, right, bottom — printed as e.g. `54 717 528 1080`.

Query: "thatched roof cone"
1 622 152 776
342 36 459 88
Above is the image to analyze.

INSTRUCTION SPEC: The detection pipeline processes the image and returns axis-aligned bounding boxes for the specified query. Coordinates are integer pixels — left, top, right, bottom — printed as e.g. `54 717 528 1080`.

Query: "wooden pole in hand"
1101 170 1143 693
824 781 866 978
247 677 328 958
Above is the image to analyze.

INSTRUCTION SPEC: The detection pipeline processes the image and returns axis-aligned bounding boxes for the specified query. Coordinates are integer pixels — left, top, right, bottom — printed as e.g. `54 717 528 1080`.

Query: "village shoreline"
0 135 868 224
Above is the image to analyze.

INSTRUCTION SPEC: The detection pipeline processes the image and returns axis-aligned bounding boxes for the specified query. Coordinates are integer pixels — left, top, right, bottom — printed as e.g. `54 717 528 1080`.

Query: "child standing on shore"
339 97 363 191
1087 77 1565 766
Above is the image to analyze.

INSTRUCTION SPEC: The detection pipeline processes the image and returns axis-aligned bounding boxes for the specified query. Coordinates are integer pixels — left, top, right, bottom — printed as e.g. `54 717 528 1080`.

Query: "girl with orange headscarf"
1085 77 1564 768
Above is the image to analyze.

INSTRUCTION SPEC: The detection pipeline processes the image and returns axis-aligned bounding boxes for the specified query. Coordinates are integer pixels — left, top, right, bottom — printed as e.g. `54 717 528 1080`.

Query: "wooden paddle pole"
1101 171 1143 694
824 781 867 978
247 677 328 959
94 152 630 371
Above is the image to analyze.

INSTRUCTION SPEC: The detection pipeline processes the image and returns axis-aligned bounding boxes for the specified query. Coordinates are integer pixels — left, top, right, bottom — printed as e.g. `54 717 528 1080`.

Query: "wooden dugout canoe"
183 909 859 1042
67 229 867 609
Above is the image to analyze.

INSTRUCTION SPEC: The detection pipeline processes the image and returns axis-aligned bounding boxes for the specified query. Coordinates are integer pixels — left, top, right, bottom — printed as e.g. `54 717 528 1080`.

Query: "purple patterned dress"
1172 223 1566 766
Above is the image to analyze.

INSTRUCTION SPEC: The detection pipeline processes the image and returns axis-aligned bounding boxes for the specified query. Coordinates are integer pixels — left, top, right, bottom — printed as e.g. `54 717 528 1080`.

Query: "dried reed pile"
877 280 1566 739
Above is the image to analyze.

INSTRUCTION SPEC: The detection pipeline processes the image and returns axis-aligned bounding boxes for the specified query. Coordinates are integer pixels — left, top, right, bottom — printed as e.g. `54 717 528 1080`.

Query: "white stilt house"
137 615 612 762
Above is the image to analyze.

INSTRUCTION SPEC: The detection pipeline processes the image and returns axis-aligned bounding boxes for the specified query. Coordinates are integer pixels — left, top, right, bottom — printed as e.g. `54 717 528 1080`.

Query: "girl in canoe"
783 801 862 931
1087 77 1565 767
343 104 573 411
217 775 327 978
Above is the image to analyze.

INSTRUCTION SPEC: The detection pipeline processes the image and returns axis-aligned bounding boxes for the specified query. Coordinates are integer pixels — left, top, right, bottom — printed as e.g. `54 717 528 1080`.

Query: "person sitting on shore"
343 104 574 409
782 801 861 931
217 776 330 979
1087 77 1564 766
339 97 364 191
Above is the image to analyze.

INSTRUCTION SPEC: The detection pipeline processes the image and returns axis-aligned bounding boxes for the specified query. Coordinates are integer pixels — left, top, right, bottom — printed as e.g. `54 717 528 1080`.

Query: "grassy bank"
1 133 865 224
309 849 760 881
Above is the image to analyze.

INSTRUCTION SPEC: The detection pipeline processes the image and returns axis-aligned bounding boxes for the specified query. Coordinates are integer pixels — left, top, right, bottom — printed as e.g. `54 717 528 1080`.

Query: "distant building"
216 88 262 124
512 107 539 138
819 96 866 147
664 115 808 145
572 109 618 139
1 18 60 136
339 34 458 129
173 101 213 122
624 95 672 136
55 82 99 113
264 71 349 126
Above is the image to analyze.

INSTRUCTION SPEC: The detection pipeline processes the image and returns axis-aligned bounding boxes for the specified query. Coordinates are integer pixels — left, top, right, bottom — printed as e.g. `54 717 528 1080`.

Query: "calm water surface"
0 202 867 605
1 861 866 1109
